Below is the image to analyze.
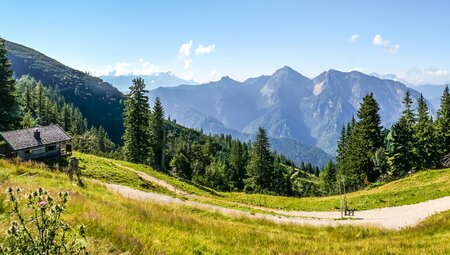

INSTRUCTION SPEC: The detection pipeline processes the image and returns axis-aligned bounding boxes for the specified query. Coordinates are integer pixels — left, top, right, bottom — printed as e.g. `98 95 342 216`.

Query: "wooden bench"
344 206 356 216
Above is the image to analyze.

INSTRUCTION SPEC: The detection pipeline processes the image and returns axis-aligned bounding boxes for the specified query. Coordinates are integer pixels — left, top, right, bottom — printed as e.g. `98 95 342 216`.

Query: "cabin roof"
0 124 71 151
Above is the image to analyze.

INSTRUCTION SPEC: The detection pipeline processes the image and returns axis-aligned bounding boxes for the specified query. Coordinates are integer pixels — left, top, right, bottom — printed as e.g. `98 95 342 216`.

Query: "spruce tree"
401 90 415 125
387 91 417 176
0 38 20 130
34 81 46 121
414 94 438 169
230 141 248 190
355 93 382 182
436 86 450 159
20 110 37 128
150 97 166 170
388 118 414 177
123 78 152 164
320 160 336 195
59 104 72 132
246 127 274 192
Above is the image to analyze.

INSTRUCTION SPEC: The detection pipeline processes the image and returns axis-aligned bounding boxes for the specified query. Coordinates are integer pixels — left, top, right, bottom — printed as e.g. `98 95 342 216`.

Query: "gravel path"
113 163 189 196
103 180 450 229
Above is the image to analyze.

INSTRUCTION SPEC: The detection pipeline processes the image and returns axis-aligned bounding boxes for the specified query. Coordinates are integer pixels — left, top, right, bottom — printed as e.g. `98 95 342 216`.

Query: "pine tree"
230 141 248 190
414 94 438 169
246 127 274 192
169 135 192 179
320 160 336 195
388 119 414 177
354 93 382 182
149 97 166 170
436 86 450 159
59 104 72 132
387 91 417 176
23 81 35 113
0 38 20 130
401 90 415 125
20 110 37 128
34 81 46 121
123 78 152 164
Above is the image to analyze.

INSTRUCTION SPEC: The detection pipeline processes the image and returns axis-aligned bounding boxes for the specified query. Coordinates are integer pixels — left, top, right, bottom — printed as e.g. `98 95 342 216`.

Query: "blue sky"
2 0 450 84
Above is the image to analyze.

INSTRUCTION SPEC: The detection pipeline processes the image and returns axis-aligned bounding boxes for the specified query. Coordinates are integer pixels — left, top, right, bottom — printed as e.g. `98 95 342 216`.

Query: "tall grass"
0 164 449 254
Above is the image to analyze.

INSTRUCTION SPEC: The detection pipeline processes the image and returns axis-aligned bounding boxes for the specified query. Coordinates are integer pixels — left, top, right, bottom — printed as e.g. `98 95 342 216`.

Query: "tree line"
323 89 450 194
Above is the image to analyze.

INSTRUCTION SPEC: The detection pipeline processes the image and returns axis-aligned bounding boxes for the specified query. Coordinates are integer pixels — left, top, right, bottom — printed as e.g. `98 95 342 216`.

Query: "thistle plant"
0 187 88 254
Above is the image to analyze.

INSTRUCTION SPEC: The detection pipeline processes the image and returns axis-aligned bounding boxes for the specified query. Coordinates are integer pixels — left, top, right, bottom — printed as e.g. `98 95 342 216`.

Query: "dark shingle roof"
0 124 71 151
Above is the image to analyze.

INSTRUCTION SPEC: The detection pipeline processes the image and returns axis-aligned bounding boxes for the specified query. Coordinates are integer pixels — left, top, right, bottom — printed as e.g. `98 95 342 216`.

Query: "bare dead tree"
442 153 450 168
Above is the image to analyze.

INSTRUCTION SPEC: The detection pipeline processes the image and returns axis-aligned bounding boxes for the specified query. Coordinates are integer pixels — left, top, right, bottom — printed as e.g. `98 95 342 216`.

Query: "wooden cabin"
0 124 72 161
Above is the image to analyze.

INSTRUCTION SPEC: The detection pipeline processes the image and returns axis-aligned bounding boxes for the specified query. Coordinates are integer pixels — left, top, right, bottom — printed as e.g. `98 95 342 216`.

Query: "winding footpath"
103 163 450 230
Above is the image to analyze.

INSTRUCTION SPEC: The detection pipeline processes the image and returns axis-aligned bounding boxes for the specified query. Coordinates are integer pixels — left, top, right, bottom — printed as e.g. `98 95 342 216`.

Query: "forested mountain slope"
5 40 124 143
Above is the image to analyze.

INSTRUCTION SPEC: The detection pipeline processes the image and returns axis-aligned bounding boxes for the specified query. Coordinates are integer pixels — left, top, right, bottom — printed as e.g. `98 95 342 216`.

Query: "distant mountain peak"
273 66 302 76
219 76 233 82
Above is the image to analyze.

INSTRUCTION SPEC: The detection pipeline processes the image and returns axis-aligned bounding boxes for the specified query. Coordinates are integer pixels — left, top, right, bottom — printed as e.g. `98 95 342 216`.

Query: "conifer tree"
230 141 248 189
354 93 382 182
388 118 414 177
150 97 166 170
34 81 46 120
436 86 450 158
320 160 336 195
0 38 20 130
401 90 415 125
246 127 274 192
123 78 152 164
20 110 37 128
414 94 438 169
388 91 417 176
59 104 72 132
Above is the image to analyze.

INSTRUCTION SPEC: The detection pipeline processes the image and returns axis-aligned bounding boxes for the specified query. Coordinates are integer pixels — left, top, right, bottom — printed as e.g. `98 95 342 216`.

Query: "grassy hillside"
0 158 449 254
72 152 450 212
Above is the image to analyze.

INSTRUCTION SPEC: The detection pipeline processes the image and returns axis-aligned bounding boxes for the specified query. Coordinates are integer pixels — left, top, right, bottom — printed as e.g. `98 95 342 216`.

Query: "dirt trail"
113 163 190 196
101 177 450 229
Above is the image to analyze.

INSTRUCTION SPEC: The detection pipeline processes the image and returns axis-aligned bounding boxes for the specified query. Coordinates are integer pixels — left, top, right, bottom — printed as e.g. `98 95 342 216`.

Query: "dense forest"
5 40 124 143
328 90 450 194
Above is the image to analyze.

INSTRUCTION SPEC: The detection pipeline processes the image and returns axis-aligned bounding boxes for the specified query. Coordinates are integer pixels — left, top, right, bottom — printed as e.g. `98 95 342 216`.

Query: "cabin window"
46 145 56 152
24 149 32 155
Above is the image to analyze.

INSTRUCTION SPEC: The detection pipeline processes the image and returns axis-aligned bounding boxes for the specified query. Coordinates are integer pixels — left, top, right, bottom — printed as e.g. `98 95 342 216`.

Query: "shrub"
0 187 88 254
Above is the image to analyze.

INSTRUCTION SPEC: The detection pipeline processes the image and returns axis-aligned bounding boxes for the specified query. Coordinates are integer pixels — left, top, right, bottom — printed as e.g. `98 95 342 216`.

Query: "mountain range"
370 72 448 109
100 72 198 93
149 66 436 155
5 39 446 166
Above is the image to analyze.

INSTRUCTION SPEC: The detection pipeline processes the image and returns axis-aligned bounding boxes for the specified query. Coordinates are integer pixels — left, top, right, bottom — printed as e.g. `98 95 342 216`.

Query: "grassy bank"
0 159 449 254
74 152 450 212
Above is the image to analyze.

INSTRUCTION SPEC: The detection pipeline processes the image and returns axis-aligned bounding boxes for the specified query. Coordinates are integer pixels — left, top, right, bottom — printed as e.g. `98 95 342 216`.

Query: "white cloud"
397 68 450 85
184 71 194 80
183 58 192 69
179 40 192 57
208 70 219 78
195 44 216 55
373 34 400 55
89 60 159 77
350 67 365 72
349 34 359 42
178 40 193 69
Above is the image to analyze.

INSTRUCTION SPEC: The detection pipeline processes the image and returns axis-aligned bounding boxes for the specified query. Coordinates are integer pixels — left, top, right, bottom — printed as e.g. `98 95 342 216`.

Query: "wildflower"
39 201 47 208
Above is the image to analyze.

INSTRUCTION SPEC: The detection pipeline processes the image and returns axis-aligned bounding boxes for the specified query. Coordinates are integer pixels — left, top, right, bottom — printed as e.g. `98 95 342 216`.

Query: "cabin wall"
17 144 62 160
